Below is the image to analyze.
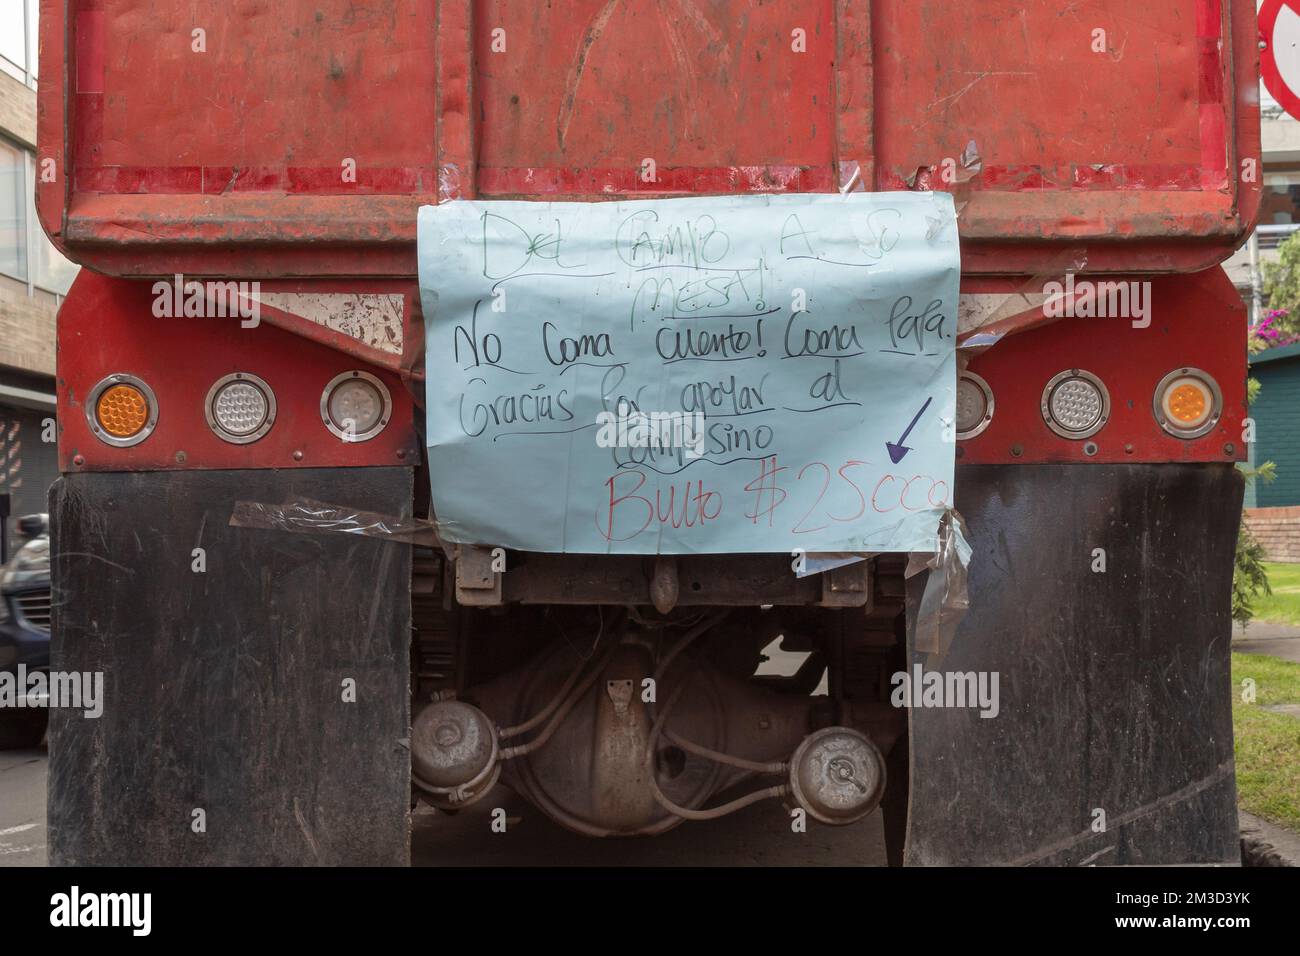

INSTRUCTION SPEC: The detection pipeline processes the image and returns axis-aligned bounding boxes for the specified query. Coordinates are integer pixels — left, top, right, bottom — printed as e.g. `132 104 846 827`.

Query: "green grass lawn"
1251 563 1300 627
1231 652 1300 831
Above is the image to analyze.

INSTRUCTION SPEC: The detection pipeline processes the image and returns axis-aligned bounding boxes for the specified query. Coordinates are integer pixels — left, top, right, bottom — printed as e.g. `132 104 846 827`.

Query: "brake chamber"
410 612 898 837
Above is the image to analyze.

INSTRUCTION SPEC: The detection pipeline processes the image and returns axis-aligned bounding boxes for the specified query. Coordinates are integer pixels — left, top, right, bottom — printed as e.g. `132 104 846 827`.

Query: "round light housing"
1041 369 1109 440
1154 368 1221 439
321 370 391 442
205 372 276 444
86 374 158 447
955 371 994 439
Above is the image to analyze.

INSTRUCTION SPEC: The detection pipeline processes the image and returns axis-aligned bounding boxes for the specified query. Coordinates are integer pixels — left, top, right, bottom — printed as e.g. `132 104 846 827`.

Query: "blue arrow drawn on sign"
886 397 933 464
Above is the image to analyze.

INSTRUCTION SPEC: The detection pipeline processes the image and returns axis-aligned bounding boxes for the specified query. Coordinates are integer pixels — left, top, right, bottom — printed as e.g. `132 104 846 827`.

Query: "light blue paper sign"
418 193 959 555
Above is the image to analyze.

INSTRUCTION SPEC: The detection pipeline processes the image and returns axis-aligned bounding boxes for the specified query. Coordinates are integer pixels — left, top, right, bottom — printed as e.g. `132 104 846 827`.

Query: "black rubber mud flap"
47 468 412 866
904 464 1241 866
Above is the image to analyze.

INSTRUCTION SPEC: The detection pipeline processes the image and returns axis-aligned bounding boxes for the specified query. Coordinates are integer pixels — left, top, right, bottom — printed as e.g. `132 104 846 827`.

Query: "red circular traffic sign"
1262 0 1300 120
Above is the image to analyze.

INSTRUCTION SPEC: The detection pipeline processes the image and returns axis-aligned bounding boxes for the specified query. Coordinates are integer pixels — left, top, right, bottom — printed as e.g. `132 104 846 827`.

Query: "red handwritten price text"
597 471 724 542
596 457 949 542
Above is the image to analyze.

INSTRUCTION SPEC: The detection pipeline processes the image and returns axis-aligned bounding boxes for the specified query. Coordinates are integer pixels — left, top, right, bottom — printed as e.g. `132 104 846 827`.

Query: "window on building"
0 137 25 280
26 163 76 292
0 134 78 295
0 0 37 86
1262 171 1300 226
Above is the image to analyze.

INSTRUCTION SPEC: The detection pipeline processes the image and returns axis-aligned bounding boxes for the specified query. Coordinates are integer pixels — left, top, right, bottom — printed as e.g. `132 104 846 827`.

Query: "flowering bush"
1262 230 1300 343
1249 308 1299 352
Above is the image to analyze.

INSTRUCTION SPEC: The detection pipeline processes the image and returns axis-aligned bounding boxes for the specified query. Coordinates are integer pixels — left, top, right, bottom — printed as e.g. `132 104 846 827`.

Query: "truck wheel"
0 711 47 750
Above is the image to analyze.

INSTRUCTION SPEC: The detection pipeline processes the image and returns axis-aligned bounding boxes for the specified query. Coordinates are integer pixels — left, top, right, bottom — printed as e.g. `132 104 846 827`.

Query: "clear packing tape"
906 139 984 220
795 552 876 579
906 510 973 661
230 497 443 548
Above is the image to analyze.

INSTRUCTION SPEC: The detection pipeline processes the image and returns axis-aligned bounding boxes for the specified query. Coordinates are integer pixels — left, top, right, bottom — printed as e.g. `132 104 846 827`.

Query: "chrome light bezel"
85 373 159 448
1041 368 1110 441
205 372 277 445
320 370 391 443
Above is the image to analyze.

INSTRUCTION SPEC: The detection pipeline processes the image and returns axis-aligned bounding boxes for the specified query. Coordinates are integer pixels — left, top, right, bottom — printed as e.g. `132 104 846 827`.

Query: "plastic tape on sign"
229 497 441 547
906 510 972 660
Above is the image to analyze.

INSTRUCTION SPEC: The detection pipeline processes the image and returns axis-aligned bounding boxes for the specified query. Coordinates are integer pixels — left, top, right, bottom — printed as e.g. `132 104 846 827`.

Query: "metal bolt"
1010 444 1023 458
292 450 304 461
174 451 187 464
72 454 84 467
1224 443 1236 456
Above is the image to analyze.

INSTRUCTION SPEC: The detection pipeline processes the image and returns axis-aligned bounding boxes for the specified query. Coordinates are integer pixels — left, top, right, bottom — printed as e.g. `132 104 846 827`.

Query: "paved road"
1233 622 1300 664
411 786 886 866
0 748 47 866
0 748 885 867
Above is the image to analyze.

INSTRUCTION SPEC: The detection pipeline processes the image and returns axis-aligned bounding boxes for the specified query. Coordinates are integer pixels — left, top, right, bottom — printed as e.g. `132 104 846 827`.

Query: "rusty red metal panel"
958 268 1247 465
57 272 420 472
37 0 1261 278
473 1 837 182
877 1 1232 193
436 0 477 202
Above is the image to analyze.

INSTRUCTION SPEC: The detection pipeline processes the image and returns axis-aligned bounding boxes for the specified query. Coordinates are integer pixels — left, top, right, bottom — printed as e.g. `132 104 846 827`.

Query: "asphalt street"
410 786 887 866
0 747 46 866
1233 622 1300 663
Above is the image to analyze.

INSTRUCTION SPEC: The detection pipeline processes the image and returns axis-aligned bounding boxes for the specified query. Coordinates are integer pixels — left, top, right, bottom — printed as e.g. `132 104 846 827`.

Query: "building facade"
1 0 75 552
1244 343 1300 562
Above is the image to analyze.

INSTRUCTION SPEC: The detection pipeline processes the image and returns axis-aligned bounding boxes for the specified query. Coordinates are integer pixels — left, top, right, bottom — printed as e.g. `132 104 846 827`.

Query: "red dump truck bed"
38 0 1260 277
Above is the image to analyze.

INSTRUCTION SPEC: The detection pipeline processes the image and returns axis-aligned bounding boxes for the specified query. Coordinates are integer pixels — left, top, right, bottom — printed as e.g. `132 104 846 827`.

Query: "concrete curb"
1240 811 1300 866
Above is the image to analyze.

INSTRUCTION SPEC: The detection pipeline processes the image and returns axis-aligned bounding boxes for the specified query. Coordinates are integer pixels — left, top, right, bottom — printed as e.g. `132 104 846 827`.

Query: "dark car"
0 515 51 749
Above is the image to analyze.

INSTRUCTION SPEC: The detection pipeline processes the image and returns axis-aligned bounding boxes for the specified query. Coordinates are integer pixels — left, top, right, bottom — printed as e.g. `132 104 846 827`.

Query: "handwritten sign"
418 193 959 555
